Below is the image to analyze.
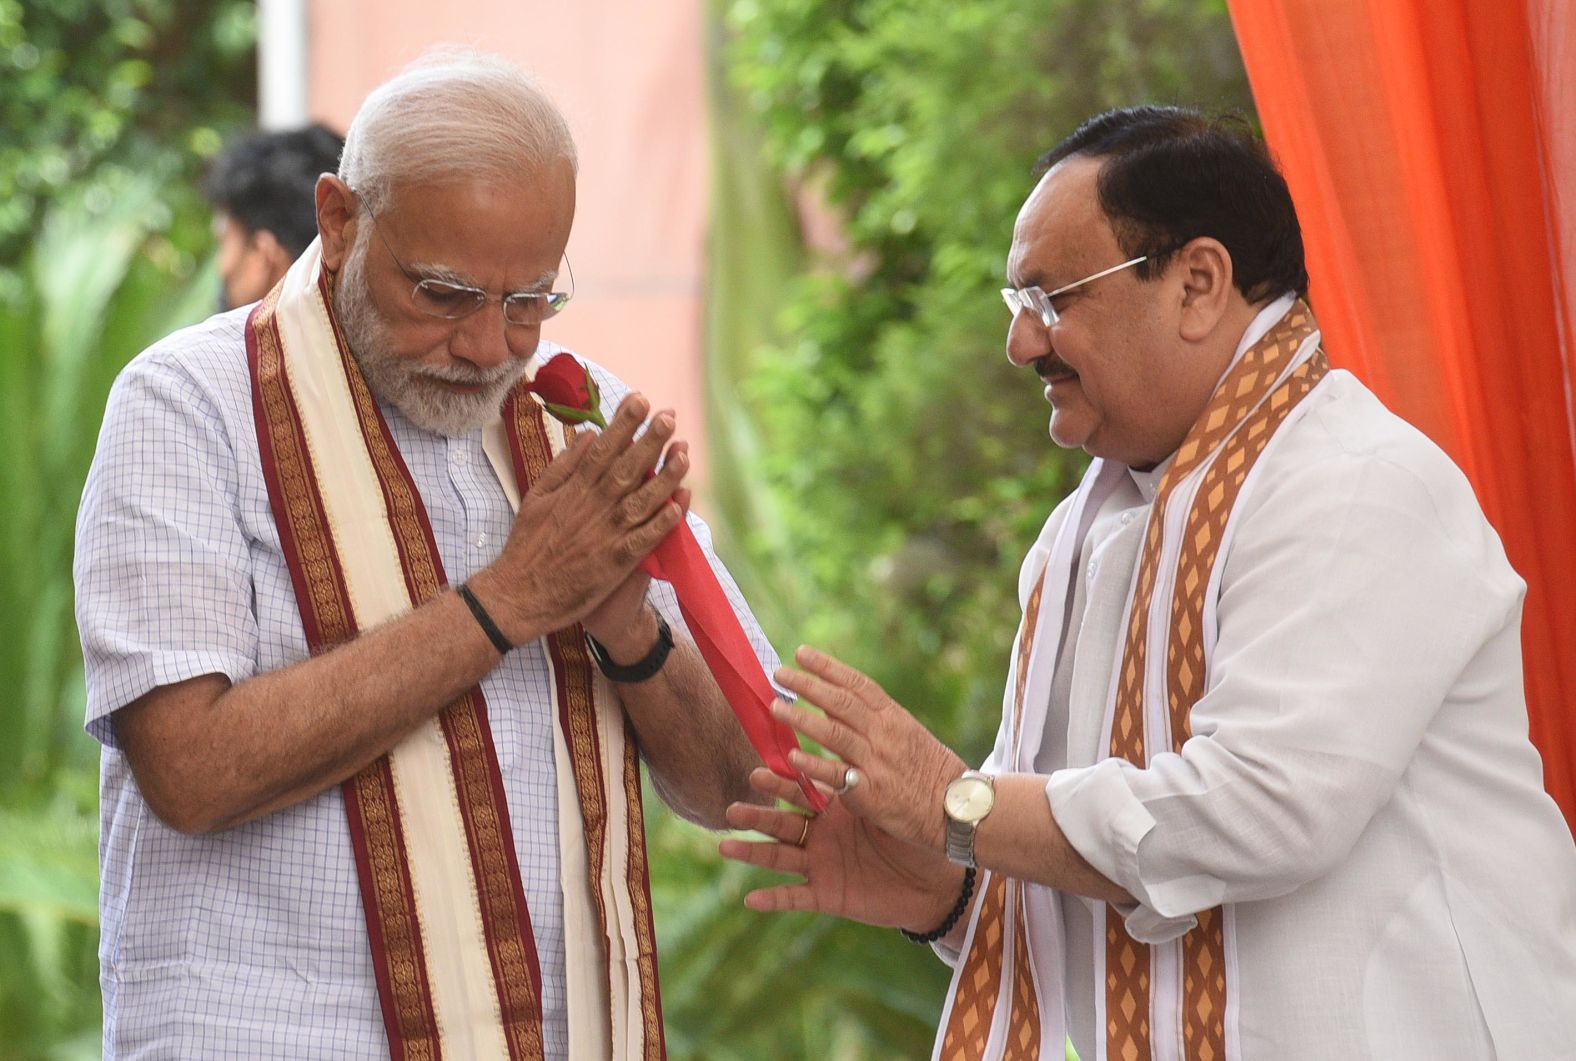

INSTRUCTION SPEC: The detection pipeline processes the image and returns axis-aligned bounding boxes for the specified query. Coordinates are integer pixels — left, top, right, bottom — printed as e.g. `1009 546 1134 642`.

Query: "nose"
1004 310 1052 368
449 300 521 371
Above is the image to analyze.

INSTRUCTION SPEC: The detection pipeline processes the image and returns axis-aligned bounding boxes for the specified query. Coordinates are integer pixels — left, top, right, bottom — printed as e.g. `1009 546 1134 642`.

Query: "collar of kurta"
932 296 1328 1061
244 239 665 1061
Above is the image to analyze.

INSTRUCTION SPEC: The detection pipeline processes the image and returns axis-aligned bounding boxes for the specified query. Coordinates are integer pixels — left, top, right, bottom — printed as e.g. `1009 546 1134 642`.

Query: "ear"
1174 237 1235 343
315 174 359 271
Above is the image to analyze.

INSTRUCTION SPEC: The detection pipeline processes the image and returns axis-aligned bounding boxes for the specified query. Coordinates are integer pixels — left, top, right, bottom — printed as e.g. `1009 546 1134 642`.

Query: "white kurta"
967 321 1576 1058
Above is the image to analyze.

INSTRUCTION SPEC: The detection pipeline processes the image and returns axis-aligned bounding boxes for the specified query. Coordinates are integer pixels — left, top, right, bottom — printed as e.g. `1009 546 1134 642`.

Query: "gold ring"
796 816 811 848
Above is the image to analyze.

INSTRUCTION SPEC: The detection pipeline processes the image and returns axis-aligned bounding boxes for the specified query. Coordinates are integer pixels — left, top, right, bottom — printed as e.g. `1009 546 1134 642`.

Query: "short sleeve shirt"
74 308 780 1059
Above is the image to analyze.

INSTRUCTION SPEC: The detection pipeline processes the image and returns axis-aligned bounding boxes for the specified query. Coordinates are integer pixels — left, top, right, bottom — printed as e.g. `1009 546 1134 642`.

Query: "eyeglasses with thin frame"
365 210 574 326
1000 254 1152 328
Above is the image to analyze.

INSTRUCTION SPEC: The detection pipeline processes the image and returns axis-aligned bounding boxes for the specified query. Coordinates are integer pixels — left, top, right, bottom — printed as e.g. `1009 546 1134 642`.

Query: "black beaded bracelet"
900 865 976 944
456 583 513 655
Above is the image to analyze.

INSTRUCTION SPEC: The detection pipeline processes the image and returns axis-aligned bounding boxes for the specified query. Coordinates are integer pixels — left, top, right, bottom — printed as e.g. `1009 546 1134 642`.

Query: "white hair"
338 46 577 215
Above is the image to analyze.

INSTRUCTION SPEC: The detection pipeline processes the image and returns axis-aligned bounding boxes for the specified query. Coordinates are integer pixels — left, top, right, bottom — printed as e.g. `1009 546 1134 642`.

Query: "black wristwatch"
586 612 673 682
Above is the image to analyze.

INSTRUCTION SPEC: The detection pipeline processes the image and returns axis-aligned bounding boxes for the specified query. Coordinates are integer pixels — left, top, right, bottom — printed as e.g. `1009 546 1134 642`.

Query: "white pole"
258 0 309 130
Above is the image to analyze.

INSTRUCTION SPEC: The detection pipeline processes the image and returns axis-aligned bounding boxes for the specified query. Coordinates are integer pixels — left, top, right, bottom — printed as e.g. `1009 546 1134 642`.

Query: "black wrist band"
457 583 513 655
900 865 976 944
586 612 673 682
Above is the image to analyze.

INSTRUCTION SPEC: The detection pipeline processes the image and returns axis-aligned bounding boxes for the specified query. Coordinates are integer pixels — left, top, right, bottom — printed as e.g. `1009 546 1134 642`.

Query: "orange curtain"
1225 0 1576 826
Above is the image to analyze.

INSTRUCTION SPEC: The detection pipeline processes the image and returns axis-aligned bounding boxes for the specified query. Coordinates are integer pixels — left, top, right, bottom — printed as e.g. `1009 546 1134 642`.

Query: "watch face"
945 777 994 823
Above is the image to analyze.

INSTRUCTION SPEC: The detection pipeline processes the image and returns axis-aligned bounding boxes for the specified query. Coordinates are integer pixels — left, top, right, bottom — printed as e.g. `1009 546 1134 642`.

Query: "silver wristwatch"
943 770 996 867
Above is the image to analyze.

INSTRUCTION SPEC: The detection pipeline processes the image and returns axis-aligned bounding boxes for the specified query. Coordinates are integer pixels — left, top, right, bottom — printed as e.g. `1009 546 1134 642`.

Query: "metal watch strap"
945 819 979 867
943 770 995 867
586 612 673 682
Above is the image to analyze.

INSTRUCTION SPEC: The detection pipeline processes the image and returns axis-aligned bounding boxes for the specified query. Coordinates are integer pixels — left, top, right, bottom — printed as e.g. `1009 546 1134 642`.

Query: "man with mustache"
75 50 769 1059
722 106 1576 1059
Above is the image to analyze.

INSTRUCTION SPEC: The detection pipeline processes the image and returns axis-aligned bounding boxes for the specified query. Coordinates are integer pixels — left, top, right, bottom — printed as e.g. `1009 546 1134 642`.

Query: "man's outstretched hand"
720 767 966 936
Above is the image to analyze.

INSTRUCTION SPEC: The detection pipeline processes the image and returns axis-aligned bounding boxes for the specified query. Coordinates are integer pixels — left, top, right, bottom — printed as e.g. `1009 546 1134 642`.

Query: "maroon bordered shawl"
247 242 664 1059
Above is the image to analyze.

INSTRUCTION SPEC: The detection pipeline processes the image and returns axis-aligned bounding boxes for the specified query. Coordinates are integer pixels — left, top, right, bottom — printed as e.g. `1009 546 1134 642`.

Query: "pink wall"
306 1 713 487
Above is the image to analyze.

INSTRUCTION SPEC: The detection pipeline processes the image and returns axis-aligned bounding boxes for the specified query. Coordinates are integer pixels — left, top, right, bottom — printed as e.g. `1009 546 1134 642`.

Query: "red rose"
525 352 607 429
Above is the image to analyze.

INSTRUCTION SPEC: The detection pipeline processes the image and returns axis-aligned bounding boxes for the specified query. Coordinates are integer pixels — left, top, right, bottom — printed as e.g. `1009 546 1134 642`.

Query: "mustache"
1033 355 1076 380
415 361 523 388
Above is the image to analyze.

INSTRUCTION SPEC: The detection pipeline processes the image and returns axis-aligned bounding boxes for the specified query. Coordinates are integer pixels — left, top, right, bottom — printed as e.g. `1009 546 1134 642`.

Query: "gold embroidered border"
334 332 545 1058
349 763 440 1061
335 342 441 604
501 394 667 1055
619 719 665 1058
440 691 546 1060
250 292 354 647
248 292 440 1057
554 626 611 935
507 403 614 935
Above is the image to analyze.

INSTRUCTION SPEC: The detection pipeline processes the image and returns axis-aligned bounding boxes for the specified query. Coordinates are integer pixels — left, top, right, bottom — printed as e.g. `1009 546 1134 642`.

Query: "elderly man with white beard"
74 49 771 1059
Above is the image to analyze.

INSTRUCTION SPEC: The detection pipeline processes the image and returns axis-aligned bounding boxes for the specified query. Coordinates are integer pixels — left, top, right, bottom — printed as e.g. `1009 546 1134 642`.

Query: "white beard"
333 225 528 437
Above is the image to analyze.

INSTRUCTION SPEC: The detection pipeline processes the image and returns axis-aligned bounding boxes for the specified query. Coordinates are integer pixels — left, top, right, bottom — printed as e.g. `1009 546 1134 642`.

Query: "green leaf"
0 801 98 925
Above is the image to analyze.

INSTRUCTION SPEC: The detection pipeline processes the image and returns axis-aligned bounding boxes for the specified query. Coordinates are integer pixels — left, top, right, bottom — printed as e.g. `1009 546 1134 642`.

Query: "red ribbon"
641 526 828 812
524 352 825 812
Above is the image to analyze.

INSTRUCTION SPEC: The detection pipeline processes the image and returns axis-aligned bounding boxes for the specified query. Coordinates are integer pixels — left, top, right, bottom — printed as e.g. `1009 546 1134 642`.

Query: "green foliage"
653 812 942 1060
714 0 1250 758
0 0 255 290
694 0 1252 1052
0 781 101 1060
0 175 218 1061
0 5 253 1057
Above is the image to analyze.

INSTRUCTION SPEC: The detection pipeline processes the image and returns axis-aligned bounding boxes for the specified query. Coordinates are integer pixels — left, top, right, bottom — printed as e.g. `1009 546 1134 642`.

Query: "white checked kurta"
74 307 780 1059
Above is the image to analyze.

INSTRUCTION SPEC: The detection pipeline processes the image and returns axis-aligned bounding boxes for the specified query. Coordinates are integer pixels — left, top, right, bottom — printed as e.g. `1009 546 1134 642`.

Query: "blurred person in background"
201 121 344 310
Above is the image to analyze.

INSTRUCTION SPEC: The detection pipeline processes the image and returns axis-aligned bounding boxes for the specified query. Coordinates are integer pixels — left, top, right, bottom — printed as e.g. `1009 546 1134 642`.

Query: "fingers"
614 495 685 566
774 665 865 727
742 883 822 914
570 393 651 483
540 392 691 532
794 645 886 700
599 392 652 452
616 443 688 528
659 442 693 516
781 646 891 721
747 766 818 810
587 399 676 493
724 801 813 848
770 697 867 765
721 799 813 880
530 428 596 493
718 835 808 878
616 409 678 490
786 748 853 793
